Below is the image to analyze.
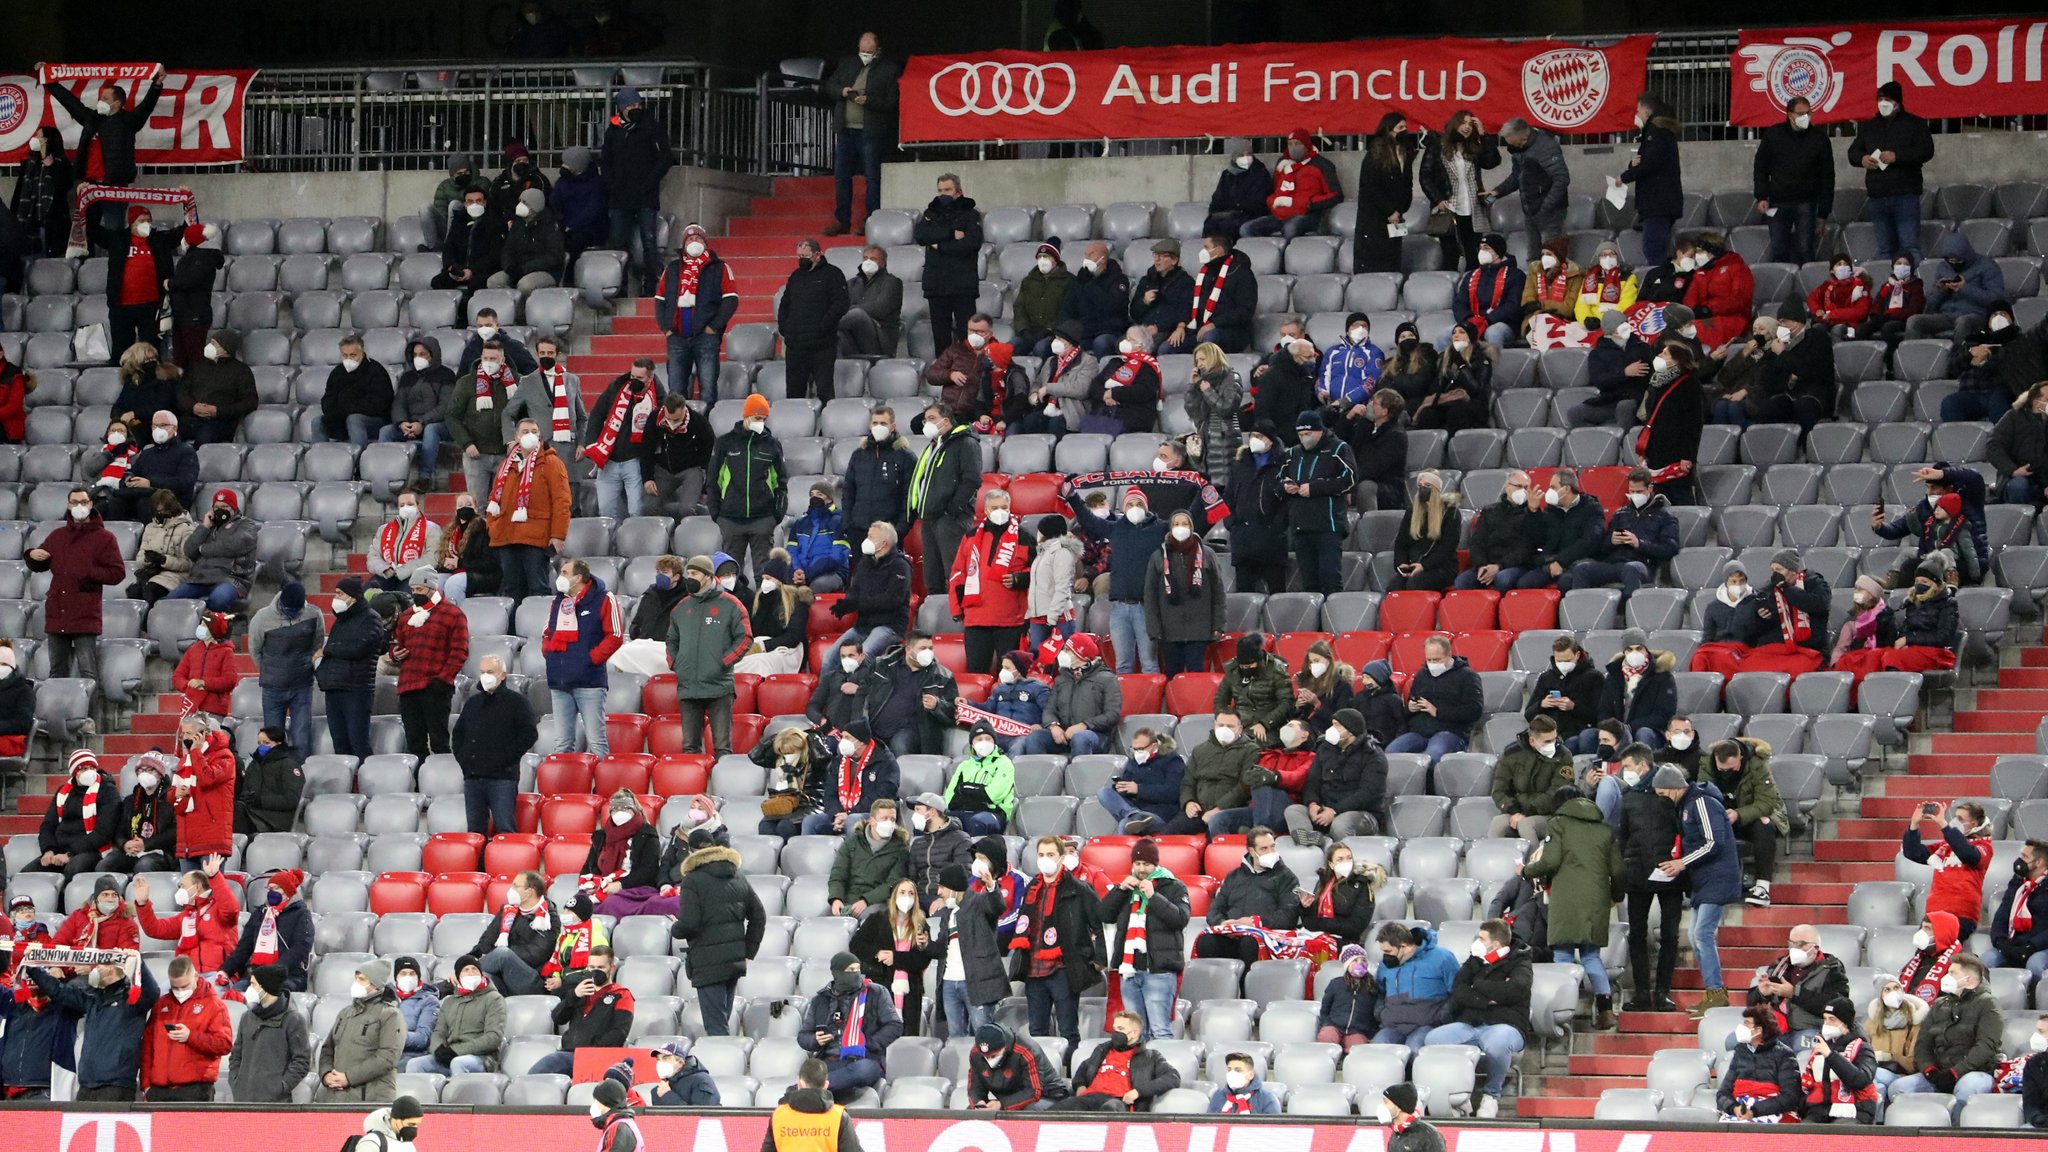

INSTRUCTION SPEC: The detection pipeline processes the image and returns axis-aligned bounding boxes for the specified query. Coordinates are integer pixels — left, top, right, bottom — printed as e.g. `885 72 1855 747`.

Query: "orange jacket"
484 446 572 549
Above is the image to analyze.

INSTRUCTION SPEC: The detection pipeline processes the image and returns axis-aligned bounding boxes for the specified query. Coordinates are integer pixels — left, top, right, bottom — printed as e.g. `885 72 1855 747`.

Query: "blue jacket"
1207 1074 1281 1114
1113 748 1188 825
0 983 77 1089
983 675 1047 728
1375 927 1460 1032
1598 496 1683 567
543 577 625 692
1453 260 1528 330
1930 234 2006 319
1317 972 1379 1036
1673 780 1742 906
1067 493 1168 603
787 502 851 585
549 167 608 236
28 963 152 1089
397 985 441 1058
1318 339 1386 407
655 255 738 339
1991 873 2048 958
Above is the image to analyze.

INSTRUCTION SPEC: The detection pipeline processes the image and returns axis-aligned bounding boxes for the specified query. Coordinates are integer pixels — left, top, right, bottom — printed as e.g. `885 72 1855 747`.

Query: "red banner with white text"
10 1107 2048 1152
0 69 258 165
901 38 1655 143
1732 20 2048 126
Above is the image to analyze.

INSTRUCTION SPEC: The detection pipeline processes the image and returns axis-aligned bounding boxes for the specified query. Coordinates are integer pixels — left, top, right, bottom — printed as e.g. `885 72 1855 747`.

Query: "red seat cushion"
368 872 429 915
481 833 546 876
652 755 712 796
426 873 488 915
604 714 651 756
1378 591 1441 633
1122 673 1166 714
1499 589 1561 632
1162 673 1222 717
593 755 655 796
1437 590 1500 632
421 833 483 874
1331 631 1392 669
640 674 680 716
540 794 604 835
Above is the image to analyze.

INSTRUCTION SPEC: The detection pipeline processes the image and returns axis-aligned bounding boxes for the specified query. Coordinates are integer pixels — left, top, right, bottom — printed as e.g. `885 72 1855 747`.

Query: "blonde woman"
113 341 178 433
733 550 812 676
751 726 830 839
850 876 934 1032
1392 470 1461 591
1181 341 1243 487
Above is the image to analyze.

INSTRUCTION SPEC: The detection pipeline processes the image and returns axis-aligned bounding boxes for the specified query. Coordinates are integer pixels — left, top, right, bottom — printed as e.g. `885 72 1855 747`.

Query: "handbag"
1425 209 1457 237
760 791 803 819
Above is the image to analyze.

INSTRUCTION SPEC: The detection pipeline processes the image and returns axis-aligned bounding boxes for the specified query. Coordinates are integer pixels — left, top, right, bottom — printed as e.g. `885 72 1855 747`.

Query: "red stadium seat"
809 595 845 638
482 833 546 876
1578 466 1632 511
1437 590 1500 632
1122 673 1165 714
807 637 839 677
1499 589 1561 633
732 674 760 717
1271 631 1334 672
485 876 517 908
1204 634 1244 672
1181 874 1218 918
1162 672 1222 717
535 754 596 796
1331 631 1392 669
1080 838 1134 877
1378 591 1440 633
368 872 429 915
1007 472 1064 517
957 673 993 702
1153 841 1203 877
1453 630 1513 673
594 754 655 796
541 794 604 835
975 474 1011 514
652 755 713 796
421 832 483 874
426 872 488 915
641 674 680 716
645 717 684 757
756 674 815 719
1203 839 1248 879
542 835 592 878
606 713 651 755
1389 633 1433 675
731 714 767 754
932 634 970 674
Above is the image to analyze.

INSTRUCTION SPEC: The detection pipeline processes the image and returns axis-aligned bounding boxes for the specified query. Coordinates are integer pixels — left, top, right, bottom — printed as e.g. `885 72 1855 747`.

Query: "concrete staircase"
1517 642 2036 1117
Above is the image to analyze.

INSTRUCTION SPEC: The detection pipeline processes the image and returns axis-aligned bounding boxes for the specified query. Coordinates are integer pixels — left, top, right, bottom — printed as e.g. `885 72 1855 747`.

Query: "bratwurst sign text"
901 38 1653 142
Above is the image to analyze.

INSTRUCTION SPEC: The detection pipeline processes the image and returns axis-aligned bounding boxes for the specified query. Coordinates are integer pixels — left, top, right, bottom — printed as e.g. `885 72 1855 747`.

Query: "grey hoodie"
390 339 455 428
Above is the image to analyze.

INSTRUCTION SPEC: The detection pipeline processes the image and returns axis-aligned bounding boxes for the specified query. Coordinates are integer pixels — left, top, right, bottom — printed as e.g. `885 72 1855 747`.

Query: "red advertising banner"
900 38 1656 143
0 69 258 165
10 1108 2048 1152
1732 20 2048 126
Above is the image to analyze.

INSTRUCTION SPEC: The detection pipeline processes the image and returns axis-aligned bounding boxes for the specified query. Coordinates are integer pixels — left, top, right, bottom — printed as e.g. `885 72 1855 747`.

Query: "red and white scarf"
1579 265 1627 306
1466 266 1511 318
1774 575 1812 645
380 515 429 568
171 742 205 813
585 380 655 470
488 449 540 519
839 987 871 1058
543 365 574 442
250 905 282 965
98 441 138 487
1534 265 1574 303
836 740 873 813
495 901 549 948
890 921 914 1008
1049 343 1083 381
2011 875 2039 936
673 253 708 300
1190 253 1235 327
1107 349 1158 392
471 359 515 410
176 888 211 943
959 520 1021 604
1219 1086 1260 1114
54 775 100 835
543 586 583 651
552 921 596 972
1900 936 1961 1003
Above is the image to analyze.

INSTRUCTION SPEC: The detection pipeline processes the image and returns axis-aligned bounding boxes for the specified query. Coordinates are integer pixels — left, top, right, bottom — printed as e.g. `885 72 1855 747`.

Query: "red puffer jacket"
135 871 242 973
140 979 234 1090
172 730 237 858
1807 273 1873 329
1685 251 1756 348
173 640 239 717
53 903 141 951
949 520 1032 628
23 513 126 635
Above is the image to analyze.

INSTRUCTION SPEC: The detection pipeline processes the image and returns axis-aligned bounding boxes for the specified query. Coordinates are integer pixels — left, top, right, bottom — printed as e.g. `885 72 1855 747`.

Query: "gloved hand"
435 1045 457 1067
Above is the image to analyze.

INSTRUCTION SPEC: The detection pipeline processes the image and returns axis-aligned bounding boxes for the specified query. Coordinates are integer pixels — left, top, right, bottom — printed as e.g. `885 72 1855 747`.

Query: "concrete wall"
879 133 2048 214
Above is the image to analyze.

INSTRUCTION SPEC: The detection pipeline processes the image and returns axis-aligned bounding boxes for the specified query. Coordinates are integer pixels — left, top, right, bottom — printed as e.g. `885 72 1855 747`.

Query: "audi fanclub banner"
0 69 257 164
18 1110 2048 1152
1732 19 2048 126
901 38 1655 143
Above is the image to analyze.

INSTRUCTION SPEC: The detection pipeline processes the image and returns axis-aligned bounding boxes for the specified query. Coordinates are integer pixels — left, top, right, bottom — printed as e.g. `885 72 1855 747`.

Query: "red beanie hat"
212 489 240 514
127 204 151 225
205 612 231 641
1935 492 1963 519
1064 633 1100 663
184 223 208 248
270 869 305 898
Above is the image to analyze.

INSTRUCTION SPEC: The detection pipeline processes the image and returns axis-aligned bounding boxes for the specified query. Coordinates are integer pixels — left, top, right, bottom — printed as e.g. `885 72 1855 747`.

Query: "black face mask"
2017 858 2035 880
394 1126 419 1142
456 507 477 524
1381 953 1403 969
212 509 232 527
1398 337 1418 352
538 356 557 371
1109 1031 1135 1050
831 971 863 995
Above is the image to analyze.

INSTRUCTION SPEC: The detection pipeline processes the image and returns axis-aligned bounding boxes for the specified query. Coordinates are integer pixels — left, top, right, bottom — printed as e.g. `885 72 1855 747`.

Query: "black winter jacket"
1466 498 1538 572
835 548 913 637
1207 860 1302 929
1524 656 1605 741
1208 161 1274 221
1447 944 1534 1038
442 209 504 278
167 246 225 328
315 598 386 693
1530 494 1607 572
1405 657 1483 740
1595 651 1678 733
50 80 162 187
909 819 975 902
1900 589 1959 649
224 897 315 988
1596 496 1682 568
1756 568 1833 656
1130 266 1196 332
1618 776 1683 892
907 424 981 524
937 888 1013 1006
777 260 851 349
27 963 156 1089
1717 1039 1802 1117
798 979 904 1068
1302 737 1389 828
912 195 984 297
1753 121 1836 208
1317 973 1380 1037
1493 130 1569 217
841 434 916 538
236 745 303 835
1848 106 1936 199
552 978 635 1052
37 778 120 856
709 425 788 522
1619 118 1684 220
1072 1041 1181 1107
452 686 539 782
1300 873 1377 943
1098 874 1190 974
1224 445 1287 560
600 112 675 212
969 1030 1071 1107
1354 682 1408 748
1060 261 1132 341
1282 436 1358 535
671 845 767 987
321 360 395 441
468 899 558 976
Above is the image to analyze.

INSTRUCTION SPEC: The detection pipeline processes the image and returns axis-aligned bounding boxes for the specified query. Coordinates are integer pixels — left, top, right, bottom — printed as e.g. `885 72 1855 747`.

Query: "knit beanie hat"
1130 839 1160 865
1651 765 1688 790
1332 708 1367 738
1384 1083 1420 1116
390 1095 426 1121
1771 548 1802 571
279 581 306 614
939 864 971 892
743 393 772 421
251 964 288 998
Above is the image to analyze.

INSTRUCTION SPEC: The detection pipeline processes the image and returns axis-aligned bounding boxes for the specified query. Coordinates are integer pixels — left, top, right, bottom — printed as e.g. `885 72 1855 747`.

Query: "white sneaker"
1746 880 1771 907
1476 1095 1500 1119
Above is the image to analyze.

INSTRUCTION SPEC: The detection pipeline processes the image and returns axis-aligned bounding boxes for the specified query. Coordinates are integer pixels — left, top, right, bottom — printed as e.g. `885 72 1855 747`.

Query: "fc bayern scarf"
488 448 539 519
1773 575 1812 645
544 587 583 651
496 901 549 948
97 441 138 487
544 366 574 441
2010 875 2038 936
954 700 1036 739
839 987 870 1059
1580 265 1627 306
250 905 282 965
471 359 515 410
585 380 655 470
1117 882 1152 976
1107 348 1158 394
957 520 1022 607
1190 253 1236 328
1465 265 1511 318
1058 470 1231 528
380 515 429 568
54 762 101 835
835 740 874 814
1899 936 1961 1003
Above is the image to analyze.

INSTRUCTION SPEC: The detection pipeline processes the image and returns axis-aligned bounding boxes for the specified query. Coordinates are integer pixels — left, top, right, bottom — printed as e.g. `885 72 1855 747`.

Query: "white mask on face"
1426 659 1451 677
911 812 929 832
896 894 915 913
1991 314 2013 333
1939 973 1961 996
987 508 1011 526
1058 649 1080 670
1694 251 1715 268
69 503 92 521
610 809 634 826
1226 1070 1251 1091
1349 326 1369 344
1506 487 1528 506
967 332 988 349
397 503 419 523
397 973 421 994
1256 851 1280 870
1894 262 1913 279
1668 731 1694 750
1830 264 1854 282
1170 524 1192 542
1877 99 1897 117
465 203 486 219
1628 491 1650 508
685 241 706 257
1912 929 1933 951
1788 947 1812 967
478 672 501 692
972 739 995 758
138 770 160 791
1775 325 1792 344
519 432 541 452
1544 487 1563 508
1554 658 1576 675
194 624 212 642
1535 742 1558 760
869 423 892 442
1308 659 1330 679
412 355 431 372
838 736 862 758
717 575 737 592
1622 770 1642 787
1476 249 1496 265
1377 1102 1395 1125
859 258 879 276
1246 435 1271 455
913 648 935 668
1038 856 1061 877
204 344 224 362
1541 253 1558 270
1125 506 1146 524
1883 989 1905 1009
133 222 152 238
1676 255 1697 273
172 985 195 1003
1036 257 1054 275
872 820 896 839
998 668 1018 685
1213 726 1239 746
1624 650 1649 671
1323 726 1343 746
746 419 767 434
1792 113 1812 130
1470 938 1496 959
590 1104 609 1121
555 574 574 595
29 136 44 154
1118 339 1137 355
1599 255 1619 271
860 538 877 555
1235 155 1253 170
1451 340 1471 354
2032 1032 2048 1053
1083 259 1100 275
1680 323 1699 339
514 202 532 219
352 981 375 1000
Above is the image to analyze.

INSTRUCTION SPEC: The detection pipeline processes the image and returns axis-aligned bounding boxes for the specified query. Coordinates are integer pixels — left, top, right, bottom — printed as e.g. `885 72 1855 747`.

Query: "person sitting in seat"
1455 470 1539 590
1573 630 1675 753
1205 1050 1280 1114
1422 917 1533 1119
1096 728 1184 836
1746 922 1849 1054
1385 635 1482 767
1717 1005 1803 1122
1555 468 1679 599
1885 954 2004 1113
1488 713 1575 842
1451 233 1526 348
1053 1009 1182 1111
967 1022 1070 1111
798 950 903 1101
1800 998 1881 1124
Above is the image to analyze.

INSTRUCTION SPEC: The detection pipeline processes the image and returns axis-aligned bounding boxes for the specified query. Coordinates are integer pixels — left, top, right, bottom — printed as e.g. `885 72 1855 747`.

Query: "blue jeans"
1640 216 1675 265
1250 785 1291 831
168 582 240 611
830 626 899 661
823 1056 885 1095
377 421 447 479
1108 601 1158 674
1096 786 1155 833
1373 1024 1434 1055
551 686 610 757
1888 1070 1993 1109
594 458 644 520
1454 567 1526 591
326 688 374 758
1159 640 1207 678
1869 195 1922 263
528 1050 578 1077
262 684 315 757
1017 727 1105 758
1386 730 1467 766
941 979 991 1040
1559 559 1648 598
799 811 851 837
1980 945 2048 1000
1122 971 1178 1040
833 130 883 226
608 206 661 294
1422 1021 1525 1097
957 811 1005 837
2007 476 2042 506
1942 390 2007 423
666 328 722 403
1766 200 1821 265
1711 399 1751 427
1553 945 1610 996
465 777 518 837
406 1053 486 1075
1691 900 1725 990
1025 973 1079 1044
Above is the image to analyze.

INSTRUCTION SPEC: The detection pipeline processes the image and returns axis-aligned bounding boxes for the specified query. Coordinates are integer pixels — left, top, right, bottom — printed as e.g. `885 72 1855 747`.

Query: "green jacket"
664 584 752 700
1521 797 1624 948
1490 737 1577 816
1696 737 1788 830
426 983 505 1071
1179 737 1261 812
945 751 1018 821
1213 653 1295 736
444 367 513 453
1013 266 1074 332
828 826 910 907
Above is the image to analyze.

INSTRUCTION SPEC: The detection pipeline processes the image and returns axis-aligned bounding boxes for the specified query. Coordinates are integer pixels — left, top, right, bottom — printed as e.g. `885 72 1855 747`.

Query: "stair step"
1928 732 2037 754
103 734 171 757
0 814 42 835
1512 1095 1600 1117
1766 882 1858 903
726 215 839 237
1584 1032 1703 1055
1614 1010 1697 1033
1567 1053 1655 1075
1738 903 1845 926
1834 817 1914 839
1904 753 2002 775
746 195 839 217
1524 1075 1642 1097
1995 667 2048 687
1972 687 2048 709
711 235 862 258
1953 711 2042 733
1887 774 1991 798
772 176 839 195
1863 796 1936 819
613 316 663 336
2020 644 2048 667
1814 837 1914 861
133 713 182 735
17 793 50 815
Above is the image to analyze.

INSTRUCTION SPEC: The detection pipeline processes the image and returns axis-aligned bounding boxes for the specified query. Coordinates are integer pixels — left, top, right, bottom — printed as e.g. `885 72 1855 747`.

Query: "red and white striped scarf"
673 253 708 299
585 380 655 470
546 588 583 648
471 360 514 409
544 366 574 442
54 762 100 835
2012 876 2039 936
98 441 138 486
1534 265 1574 303
959 520 1021 603
176 888 211 943
495 900 549 948
1190 254 1234 327
836 740 873 813
380 515 429 568
489 449 540 517
1049 343 1083 381
1774 576 1812 644
250 905 282 965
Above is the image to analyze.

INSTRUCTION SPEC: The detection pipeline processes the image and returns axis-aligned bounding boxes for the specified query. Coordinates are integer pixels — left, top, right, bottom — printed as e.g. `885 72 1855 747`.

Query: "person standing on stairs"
172 611 239 718
602 87 675 296
249 582 322 755
24 486 126 679
451 338 517 512
824 32 900 238
912 174 983 352
1701 737 1788 908
583 358 663 520
544 558 625 759
391 570 468 763
709 394 789 579
170 713 236 870
504 334 585 464
1523 783 1625 1030
779 238 851 400
1903 800 1994 939
1652 763 1741 1019
656 223 738 404
485 417 573 602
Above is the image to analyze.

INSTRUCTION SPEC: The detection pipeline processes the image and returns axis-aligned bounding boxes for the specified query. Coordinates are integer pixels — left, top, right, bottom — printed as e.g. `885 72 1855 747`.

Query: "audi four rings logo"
929 61 1078 117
